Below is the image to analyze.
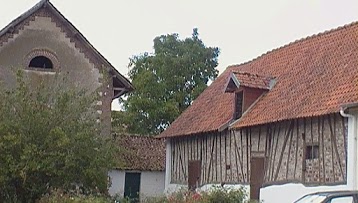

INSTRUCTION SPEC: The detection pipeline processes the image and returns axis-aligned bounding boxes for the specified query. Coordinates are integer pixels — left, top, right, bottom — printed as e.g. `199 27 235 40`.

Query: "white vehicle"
294 191 358 203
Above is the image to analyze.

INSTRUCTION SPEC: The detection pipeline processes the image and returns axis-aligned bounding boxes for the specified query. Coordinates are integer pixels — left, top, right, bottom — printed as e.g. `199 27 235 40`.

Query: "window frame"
24 48 60 72
233 91 244 119
305 143 319 160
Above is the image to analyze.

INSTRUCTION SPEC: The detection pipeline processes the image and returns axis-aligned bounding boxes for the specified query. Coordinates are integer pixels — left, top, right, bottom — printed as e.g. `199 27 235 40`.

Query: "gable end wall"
0 8 114 136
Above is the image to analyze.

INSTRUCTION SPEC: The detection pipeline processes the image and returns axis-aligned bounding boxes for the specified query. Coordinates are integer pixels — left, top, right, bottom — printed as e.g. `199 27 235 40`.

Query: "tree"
0 72 114 202
115 28 220 135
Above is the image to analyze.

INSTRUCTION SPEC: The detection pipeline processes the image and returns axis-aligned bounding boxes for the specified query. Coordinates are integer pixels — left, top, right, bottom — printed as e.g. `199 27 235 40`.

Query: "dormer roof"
225 71 275 92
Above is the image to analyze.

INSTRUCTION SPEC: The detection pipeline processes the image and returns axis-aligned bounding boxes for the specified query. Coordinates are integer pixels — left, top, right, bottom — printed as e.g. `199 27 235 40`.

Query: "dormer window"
234 91 243 119
24 49 59 71
225 71 275 120
29 56 53 69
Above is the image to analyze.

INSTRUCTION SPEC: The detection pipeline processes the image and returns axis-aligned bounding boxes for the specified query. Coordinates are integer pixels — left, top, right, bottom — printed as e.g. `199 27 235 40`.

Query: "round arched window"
29 56 53 69
25 49 59 71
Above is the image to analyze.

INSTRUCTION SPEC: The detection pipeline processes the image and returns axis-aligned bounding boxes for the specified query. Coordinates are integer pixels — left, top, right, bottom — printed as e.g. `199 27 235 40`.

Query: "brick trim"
24 48 60 71
0 8 102 72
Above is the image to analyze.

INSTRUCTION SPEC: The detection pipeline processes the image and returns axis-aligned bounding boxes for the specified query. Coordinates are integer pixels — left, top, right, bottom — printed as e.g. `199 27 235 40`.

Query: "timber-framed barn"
158 21 358 203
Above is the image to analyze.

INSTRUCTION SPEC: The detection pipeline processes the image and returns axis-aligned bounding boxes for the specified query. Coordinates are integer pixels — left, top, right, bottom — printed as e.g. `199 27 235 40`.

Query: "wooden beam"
294 119 299 179
274 121 293 181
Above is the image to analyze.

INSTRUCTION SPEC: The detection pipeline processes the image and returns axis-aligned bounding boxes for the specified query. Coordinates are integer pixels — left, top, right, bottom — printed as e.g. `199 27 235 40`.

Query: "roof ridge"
113 133 159 138
232 70 274 79
227 21 358 70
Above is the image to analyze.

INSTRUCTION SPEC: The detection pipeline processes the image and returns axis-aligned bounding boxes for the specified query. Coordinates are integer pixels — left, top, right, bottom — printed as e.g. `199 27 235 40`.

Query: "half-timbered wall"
263 114 347 185
170 114 347 187
170 128 259 185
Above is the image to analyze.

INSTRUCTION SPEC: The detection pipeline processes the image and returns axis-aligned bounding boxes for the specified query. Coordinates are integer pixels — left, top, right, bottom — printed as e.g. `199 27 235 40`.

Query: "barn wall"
170 114 347 187
262 114 347 185
171 130 250 185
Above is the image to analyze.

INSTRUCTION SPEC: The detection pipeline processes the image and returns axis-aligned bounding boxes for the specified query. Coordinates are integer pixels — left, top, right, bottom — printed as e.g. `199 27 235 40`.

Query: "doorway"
124 172 141 202
188 160 201 190
250 157 265 201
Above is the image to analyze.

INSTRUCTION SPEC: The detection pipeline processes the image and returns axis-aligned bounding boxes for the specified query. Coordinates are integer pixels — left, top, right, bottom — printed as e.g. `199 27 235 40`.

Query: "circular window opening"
29 56 53 69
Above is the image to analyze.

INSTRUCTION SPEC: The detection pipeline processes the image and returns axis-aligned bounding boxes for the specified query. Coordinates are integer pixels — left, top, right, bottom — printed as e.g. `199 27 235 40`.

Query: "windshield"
294 194 327 203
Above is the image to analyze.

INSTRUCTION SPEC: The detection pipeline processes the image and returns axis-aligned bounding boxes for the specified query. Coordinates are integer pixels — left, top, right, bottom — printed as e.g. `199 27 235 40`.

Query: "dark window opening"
29 56 53 69
234 91 243 119
306 144 319 160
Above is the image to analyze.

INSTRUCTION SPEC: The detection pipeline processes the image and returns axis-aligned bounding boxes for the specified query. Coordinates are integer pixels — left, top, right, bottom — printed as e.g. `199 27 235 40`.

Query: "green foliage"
200 186 248 203
111 110 128 134
36 186 251 203
141 196 170 203
115 28 220 135
112 194 131 203
38 189 111 203
0 71 115 202
147 186 249 203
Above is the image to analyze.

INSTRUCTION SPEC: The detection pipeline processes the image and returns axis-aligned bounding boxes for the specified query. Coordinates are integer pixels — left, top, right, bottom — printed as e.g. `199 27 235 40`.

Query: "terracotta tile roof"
158 21 358 138
232 71 274 90
114 134 165 171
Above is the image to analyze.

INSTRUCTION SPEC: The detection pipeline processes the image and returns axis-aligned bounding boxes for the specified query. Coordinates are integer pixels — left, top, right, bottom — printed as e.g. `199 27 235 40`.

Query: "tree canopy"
0 72 114 202
114 29 219 135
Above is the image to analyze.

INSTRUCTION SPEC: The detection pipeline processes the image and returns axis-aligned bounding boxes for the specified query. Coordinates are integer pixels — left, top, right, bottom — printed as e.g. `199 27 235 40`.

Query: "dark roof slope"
159 21 358 138
0 0 133 96
114 134 165 171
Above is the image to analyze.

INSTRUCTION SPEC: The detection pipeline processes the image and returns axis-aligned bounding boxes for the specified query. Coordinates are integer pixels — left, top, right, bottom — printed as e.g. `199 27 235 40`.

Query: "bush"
141 196 170 203
200 186 247 203
0 72 115 202
38 190 110 203
38 186 253 203
159 185 250 203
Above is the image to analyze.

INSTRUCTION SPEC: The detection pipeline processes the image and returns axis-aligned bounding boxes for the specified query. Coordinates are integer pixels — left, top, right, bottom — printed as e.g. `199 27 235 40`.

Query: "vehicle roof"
309 190 358 197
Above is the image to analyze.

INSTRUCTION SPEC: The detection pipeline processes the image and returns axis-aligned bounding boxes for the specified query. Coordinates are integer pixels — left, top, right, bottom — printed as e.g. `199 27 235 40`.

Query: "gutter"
340 104 358 190
340 106 355 118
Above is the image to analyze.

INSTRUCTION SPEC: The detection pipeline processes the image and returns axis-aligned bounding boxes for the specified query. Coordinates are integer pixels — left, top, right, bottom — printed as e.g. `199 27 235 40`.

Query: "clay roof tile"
114 134 165 171
158 21 358 138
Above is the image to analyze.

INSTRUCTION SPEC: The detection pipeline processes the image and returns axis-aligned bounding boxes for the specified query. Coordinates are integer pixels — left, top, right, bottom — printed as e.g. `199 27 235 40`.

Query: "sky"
1 0 358 109
2 0 358 75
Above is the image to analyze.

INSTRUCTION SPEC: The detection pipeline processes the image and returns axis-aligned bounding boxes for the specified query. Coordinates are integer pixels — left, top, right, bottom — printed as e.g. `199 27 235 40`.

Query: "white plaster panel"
140 171 165 198
108 170 125 197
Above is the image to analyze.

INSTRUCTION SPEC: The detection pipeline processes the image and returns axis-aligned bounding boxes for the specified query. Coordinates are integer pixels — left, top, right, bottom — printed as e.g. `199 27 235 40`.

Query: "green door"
124 172 141 202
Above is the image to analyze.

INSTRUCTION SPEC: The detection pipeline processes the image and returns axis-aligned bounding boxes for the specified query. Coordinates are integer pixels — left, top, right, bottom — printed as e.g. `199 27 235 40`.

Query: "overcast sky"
2 0 358 76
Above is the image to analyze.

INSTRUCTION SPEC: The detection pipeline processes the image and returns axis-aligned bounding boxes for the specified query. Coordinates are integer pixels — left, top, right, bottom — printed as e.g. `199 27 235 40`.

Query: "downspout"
340 107 358 190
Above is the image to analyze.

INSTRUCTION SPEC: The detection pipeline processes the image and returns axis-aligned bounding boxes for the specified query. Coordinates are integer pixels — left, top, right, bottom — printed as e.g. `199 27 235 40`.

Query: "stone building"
0 0 133 135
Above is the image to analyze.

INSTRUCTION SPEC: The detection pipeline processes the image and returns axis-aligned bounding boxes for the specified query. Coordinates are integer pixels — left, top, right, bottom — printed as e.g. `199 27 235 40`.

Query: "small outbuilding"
108 134 166 201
